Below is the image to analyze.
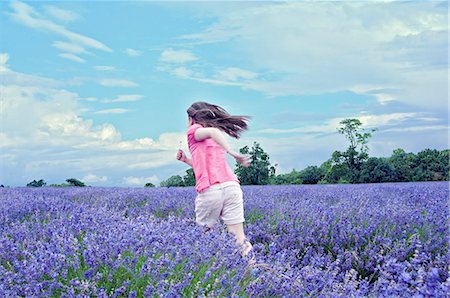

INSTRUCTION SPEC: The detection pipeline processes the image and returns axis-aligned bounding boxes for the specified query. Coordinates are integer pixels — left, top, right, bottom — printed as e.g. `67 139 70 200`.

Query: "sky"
0 0 448 187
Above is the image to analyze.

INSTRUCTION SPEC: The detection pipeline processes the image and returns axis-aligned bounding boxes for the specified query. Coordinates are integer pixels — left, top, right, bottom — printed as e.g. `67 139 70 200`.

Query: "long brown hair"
187 101 250 139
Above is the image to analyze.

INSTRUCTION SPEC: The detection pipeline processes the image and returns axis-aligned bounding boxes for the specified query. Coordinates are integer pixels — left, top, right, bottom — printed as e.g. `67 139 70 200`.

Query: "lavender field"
0 182 449 297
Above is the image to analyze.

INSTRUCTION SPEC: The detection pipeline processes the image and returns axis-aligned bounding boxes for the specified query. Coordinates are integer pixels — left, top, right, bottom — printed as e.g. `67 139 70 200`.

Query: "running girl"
176 101 253 257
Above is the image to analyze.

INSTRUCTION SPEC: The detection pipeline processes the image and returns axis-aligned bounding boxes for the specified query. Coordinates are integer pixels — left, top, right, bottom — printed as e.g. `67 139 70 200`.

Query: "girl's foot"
242 238 253 258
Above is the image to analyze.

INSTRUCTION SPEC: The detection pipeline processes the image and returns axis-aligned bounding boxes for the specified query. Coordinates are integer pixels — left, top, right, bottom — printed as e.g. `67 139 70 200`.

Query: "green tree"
160 175 185 187
333 118 376 183
299 166 325 184
388 148 414 182
322 161 351 184
183 168 196 186
271 169 302 185
413 149 449 181
27 179 46 187
66 178 85 187
359 157 395 183
235 142 272 185
144 182 155 187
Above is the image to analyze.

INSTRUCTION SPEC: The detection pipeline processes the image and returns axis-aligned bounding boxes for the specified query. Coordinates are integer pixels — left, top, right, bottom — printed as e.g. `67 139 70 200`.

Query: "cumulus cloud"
82 174 108 183
123 175 159 186
0 63 185 186
0 53 10 72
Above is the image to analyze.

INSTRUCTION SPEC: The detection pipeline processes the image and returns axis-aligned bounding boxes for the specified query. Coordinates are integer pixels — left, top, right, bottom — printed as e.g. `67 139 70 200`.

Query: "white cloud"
172 67 193 78
82 174 108 183
44 5 79 23
0 53 10 72
257 113 421 135
9 1 111 63
94 65 116 71
102 94 143 103
167 66 245 87
59 53 85 63
382 125 448 133
123 175 159 186
216 67 257 81
53 41 87 54
94 108 130 115
99 79 138 87
125 48 142 57
178 2 447 110
0 65 186 186
79 96 98 102
160 48 198 63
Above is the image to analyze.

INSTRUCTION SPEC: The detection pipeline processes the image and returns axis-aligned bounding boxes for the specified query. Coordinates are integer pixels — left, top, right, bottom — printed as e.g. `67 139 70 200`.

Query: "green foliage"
270 169 302 185
66 178 86 187
160 175 185 187
183 168 196 186
235 142 272 185
160 168 196 187
144 182 155 187
388 148 414 182
26 179 46 187
159 117 448 186
359 157 395 183
49 183 71 187
333 118 376 183
412 149 449 181
299 166 326 184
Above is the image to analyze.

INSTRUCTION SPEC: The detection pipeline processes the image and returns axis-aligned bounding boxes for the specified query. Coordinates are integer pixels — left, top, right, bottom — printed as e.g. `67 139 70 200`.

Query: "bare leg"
227 222 253 257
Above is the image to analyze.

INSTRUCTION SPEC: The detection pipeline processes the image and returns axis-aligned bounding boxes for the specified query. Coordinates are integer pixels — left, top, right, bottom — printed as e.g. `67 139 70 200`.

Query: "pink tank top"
187 124 239 193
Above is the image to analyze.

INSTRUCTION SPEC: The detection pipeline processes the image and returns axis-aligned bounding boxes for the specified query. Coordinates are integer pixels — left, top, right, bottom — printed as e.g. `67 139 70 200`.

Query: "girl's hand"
176 149 187 162
230 152 251 168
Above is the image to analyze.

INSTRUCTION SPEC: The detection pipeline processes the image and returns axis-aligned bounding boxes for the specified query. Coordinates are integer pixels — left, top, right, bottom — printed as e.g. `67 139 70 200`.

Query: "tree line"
160 119 449 187
14 119 448 188
24 178 86 188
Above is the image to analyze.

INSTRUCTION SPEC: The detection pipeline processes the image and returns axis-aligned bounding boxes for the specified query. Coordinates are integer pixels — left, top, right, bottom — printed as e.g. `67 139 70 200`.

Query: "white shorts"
195 181 245 227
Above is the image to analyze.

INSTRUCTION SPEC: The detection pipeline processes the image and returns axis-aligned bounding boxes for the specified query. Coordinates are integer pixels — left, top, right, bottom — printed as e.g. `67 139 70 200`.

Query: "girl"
176 101 253 257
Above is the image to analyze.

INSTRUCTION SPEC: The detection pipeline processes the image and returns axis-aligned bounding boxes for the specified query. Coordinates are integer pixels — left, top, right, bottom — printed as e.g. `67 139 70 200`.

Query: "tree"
144 182 155 187
235 142 272 185
359 157 395 183
321 161 351 184
160 175 185 187
27 179 46 187
299 166 326 184
413 149 449 181
271 169 302 185
183 168 196 186
66 178 85 187
388 148 414 182
333 118 376 183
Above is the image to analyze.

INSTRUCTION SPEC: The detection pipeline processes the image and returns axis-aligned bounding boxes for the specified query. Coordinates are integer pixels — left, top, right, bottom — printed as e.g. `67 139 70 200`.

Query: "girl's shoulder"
187 123 203 135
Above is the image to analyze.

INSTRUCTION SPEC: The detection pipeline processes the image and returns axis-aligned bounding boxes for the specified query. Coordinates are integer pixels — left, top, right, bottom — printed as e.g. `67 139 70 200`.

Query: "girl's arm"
176 149 193 167
194 127 250 167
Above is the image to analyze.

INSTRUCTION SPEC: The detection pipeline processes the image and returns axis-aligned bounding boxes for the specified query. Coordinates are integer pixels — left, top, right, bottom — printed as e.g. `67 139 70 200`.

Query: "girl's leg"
227 222 253 257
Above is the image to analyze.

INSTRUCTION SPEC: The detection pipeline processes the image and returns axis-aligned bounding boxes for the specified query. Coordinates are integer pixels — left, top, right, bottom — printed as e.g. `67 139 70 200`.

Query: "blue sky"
0 1 448 187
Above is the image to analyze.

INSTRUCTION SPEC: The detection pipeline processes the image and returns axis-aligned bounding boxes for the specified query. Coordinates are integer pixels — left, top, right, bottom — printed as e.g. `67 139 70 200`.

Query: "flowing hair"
187 101 250 139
